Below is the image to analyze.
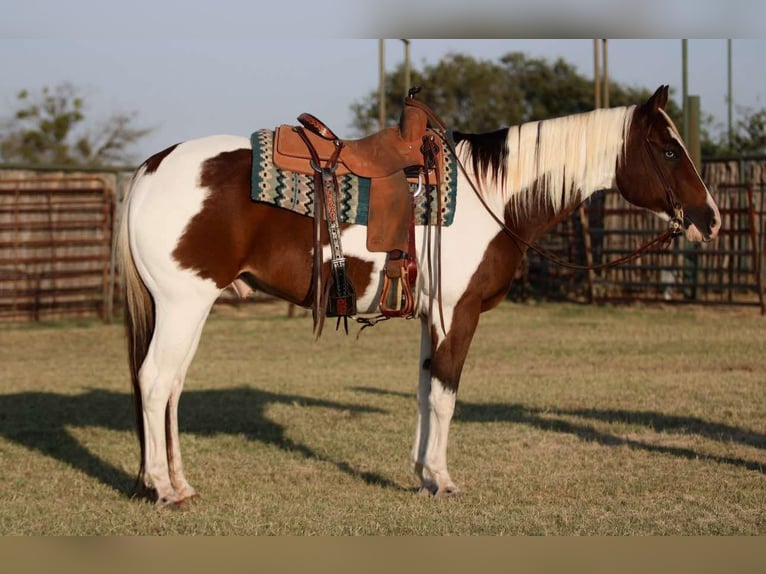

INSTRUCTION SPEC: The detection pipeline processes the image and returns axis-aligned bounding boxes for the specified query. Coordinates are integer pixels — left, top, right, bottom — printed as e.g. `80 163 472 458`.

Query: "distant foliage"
725 107 766 156
0 83 152 167
351 50 766 159
700 105 766 158
351 51 683 135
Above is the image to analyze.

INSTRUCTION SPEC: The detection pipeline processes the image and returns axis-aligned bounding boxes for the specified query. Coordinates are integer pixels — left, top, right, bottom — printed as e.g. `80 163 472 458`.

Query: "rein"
410 100 685 273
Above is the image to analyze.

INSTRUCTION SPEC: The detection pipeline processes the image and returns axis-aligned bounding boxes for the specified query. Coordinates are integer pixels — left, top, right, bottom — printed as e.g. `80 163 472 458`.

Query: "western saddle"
271 87 445 334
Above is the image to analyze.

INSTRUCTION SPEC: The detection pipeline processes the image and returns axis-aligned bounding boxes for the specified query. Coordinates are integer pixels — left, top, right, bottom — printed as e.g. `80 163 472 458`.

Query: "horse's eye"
664 149 679 159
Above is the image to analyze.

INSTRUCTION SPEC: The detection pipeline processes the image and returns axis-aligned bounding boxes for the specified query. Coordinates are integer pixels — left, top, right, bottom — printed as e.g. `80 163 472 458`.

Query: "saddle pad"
250 129 458 226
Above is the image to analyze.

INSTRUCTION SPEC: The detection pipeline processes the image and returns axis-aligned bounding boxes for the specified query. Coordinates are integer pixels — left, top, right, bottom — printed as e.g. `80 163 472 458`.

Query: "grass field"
0 300 764 535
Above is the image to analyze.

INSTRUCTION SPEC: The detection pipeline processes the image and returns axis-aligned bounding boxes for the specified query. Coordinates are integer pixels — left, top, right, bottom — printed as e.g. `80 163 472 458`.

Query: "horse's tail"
117 168 153 492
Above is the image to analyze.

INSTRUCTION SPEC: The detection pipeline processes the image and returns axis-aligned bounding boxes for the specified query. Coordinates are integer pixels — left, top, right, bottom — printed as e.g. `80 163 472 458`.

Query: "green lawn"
0 301 764 534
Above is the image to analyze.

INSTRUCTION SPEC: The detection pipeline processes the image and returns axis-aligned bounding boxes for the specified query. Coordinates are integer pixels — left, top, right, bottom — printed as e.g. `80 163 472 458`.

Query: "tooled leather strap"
293 127 329 336
293 126 352 335
297 113 339 141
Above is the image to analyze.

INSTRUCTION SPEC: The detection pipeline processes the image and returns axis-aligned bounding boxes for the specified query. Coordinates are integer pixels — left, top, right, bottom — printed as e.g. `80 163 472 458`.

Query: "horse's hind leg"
164 306 212 501
139 291 217 505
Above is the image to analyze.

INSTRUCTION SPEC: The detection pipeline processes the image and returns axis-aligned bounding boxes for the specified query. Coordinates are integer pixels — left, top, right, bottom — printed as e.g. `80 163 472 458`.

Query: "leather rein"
409 99 686 273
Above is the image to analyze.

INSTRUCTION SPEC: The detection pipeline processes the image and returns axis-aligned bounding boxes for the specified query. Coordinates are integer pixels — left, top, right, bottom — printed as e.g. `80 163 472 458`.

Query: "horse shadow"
0 387 397 500
351 387 766 473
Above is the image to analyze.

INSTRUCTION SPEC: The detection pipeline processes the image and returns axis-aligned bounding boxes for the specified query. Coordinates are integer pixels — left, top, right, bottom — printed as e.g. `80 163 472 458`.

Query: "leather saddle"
271 89 444 327
272 96 436 254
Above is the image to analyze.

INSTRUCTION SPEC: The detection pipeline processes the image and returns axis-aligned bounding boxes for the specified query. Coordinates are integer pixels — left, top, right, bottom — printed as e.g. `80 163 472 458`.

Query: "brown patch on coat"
172 148 374 306
428 231 522 392
428 190 558 393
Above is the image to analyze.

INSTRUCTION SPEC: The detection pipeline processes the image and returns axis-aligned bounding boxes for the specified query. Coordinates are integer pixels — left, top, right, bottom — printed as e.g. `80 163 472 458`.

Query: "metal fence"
0 170 127 322
519 160 766 314
1 158 765 323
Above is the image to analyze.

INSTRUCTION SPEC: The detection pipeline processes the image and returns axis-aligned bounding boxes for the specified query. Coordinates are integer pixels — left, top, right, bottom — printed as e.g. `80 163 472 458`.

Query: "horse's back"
136 134 250 182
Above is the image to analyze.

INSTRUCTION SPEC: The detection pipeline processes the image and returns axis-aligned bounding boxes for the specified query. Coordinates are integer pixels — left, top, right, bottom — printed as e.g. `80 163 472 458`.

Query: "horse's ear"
646 85 669 114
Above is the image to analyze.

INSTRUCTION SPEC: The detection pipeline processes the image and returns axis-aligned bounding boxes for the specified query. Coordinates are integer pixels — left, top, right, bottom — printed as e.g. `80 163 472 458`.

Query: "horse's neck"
495 106 633 225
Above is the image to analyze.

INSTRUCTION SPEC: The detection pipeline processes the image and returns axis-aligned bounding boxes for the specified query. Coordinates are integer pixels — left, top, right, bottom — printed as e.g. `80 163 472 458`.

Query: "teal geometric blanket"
250 129 457 226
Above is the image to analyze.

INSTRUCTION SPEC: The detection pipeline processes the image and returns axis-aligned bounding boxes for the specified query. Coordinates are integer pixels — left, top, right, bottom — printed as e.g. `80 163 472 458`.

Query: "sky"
1 1 764 164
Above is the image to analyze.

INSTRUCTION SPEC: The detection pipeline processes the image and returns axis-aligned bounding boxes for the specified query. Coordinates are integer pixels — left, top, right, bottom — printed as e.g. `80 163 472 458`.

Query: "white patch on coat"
414 163 507 337
129 135 250 298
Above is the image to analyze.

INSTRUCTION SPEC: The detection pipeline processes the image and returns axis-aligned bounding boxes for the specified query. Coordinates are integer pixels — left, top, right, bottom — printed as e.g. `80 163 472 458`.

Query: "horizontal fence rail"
0 174 117 322
1 158 765 322
520 180 765 314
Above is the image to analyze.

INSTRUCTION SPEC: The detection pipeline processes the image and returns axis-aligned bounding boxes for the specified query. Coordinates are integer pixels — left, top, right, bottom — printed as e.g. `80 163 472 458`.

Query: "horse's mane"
453 106 636 216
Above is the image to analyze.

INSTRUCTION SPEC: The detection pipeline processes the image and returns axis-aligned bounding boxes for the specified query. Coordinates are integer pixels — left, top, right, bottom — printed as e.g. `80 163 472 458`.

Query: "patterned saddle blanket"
249 129 458 227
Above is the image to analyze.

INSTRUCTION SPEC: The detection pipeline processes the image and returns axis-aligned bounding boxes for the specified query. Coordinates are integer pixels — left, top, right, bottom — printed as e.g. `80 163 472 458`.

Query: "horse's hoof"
155 492 184 508
417 481 439 497
176 488 198 502
434 485 460 499
416 478 459 498
132 485 157 502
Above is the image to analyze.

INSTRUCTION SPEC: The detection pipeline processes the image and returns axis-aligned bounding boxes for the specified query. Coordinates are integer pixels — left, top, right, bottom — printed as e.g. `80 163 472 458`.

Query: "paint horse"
120 86 720 505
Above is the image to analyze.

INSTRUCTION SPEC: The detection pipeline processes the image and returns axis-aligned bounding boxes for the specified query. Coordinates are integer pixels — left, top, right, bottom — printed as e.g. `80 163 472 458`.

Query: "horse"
119 85 720 505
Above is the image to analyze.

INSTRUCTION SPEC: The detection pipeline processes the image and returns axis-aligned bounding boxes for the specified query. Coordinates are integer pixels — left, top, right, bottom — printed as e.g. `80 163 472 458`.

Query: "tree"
729 106 766 156
0 83 152 166
699 105 766 158
351 53 522 134
355 50 766 158
350 51 684 135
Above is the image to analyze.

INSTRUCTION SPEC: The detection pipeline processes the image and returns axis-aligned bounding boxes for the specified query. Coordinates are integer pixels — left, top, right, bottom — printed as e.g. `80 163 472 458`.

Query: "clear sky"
1 2 764 163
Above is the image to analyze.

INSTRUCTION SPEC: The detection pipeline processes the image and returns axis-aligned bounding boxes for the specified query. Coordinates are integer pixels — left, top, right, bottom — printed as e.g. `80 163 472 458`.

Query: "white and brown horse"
120 86 720 505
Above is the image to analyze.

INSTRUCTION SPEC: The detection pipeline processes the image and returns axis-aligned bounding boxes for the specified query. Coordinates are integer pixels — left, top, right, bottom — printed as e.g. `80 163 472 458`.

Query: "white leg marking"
165 301 215 500
411 316 460 497
422 377 458 496
412 318 432 485
140 296 217 505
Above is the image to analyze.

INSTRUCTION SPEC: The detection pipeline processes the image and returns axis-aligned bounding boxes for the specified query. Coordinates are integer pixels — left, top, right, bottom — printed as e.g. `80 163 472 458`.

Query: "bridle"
643 116 686 237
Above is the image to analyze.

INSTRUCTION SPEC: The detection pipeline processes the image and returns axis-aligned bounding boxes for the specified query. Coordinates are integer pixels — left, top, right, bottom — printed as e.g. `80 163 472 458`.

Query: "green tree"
351 53 522 134
730 106 766 155
350 51 684 134
700 105 766 158
0 83 152 166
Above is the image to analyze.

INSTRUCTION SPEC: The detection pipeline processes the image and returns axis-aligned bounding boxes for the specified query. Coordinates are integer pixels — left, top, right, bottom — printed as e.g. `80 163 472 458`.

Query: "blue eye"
664 149 679 159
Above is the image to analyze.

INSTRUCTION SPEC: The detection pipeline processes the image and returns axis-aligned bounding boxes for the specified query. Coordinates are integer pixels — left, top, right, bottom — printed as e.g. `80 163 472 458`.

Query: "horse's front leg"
411 300 480 497
412 317 442 494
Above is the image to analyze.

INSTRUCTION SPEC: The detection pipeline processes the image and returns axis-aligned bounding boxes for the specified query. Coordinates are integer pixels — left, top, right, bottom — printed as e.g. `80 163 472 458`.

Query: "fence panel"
2 158 765 323
520 183 765 313
0 175 116 322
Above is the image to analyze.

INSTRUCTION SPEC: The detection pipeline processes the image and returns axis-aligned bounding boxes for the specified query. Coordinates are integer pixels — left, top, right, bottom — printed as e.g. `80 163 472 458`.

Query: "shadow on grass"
0 387 399 500
351 386 766 474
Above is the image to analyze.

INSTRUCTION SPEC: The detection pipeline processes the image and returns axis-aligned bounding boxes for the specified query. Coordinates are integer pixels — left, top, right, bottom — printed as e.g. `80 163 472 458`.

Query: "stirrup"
379 258 415 318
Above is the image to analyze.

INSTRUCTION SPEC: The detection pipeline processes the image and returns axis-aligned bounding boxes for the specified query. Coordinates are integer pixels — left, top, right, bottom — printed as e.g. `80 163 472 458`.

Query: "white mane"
458 106 636 216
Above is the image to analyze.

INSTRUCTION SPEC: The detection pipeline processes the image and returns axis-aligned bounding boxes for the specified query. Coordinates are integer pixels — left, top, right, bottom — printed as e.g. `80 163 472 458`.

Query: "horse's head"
617 85 720 242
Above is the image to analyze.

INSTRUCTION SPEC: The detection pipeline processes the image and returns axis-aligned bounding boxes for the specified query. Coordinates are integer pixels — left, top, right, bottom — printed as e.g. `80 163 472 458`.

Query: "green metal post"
378 39 386 130
401 39 411 98
601 38 609 108
727 39 733 150
685 94 701 300
687 95 702 171
682 40 689 143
